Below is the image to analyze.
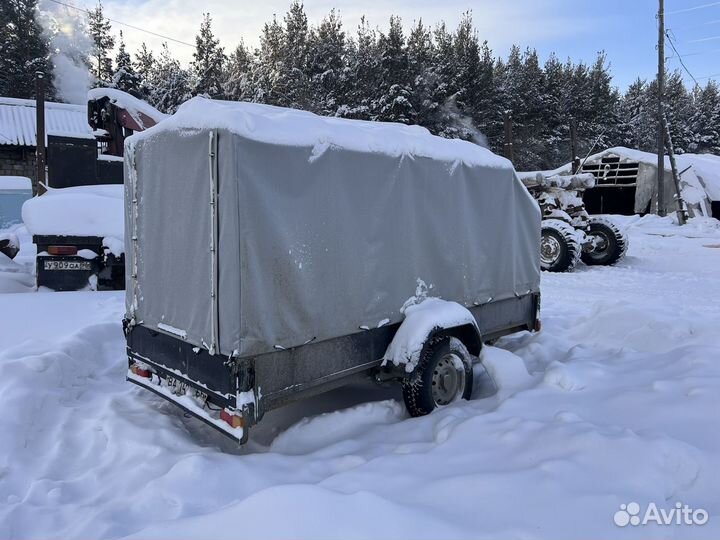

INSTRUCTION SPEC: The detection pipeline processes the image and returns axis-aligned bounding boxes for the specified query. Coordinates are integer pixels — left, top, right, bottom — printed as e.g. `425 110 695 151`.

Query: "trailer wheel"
540 219 581 272
402 336 474 417
581 217 628 266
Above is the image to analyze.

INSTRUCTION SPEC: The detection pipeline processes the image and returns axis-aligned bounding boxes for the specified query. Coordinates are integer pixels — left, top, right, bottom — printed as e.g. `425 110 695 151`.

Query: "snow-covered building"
0 97 93 191
550 147 720 219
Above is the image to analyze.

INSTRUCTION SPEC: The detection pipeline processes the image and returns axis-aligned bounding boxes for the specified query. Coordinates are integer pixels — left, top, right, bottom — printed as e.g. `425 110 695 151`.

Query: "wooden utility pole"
35 72 47 196
656 0 666 216
503 111 514 162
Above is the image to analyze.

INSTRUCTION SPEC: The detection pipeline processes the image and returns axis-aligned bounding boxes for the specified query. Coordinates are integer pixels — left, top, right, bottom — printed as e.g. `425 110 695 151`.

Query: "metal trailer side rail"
126 291 539 441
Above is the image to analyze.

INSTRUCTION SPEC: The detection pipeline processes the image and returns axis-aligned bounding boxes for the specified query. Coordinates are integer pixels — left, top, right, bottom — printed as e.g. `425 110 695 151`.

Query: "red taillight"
130 364 152 378
47 245 78 256
220 409 245 429
534 319 542 332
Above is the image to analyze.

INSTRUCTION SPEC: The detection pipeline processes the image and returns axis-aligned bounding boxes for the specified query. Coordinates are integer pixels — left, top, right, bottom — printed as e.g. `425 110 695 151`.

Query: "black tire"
581 217 628 266
402 336 474 417
540 219 581 272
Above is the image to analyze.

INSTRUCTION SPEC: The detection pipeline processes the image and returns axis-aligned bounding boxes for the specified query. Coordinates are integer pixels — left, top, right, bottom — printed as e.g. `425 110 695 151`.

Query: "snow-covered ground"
0 215 719 539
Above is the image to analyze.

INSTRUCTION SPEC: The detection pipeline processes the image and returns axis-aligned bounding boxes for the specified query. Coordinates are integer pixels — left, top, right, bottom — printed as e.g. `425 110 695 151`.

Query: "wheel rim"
586 231 610 260
540 234 562 266
431 353 466 406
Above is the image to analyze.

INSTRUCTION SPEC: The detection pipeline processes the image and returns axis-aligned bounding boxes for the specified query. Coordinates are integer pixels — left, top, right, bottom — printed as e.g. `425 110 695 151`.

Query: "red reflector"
48 245 78 256
220 409 244 429
534 319 542 332
130 364 152 378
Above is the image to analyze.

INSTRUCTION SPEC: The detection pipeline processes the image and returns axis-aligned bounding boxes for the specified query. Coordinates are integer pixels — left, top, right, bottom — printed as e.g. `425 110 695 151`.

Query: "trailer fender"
382 298 481 374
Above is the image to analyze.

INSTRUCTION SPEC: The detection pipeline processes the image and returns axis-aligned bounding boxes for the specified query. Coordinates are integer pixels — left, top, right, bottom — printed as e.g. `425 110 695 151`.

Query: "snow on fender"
382 297 479 373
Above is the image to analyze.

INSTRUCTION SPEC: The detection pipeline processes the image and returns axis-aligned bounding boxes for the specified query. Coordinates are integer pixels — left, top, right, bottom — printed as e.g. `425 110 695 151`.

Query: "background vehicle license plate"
44 260 92 271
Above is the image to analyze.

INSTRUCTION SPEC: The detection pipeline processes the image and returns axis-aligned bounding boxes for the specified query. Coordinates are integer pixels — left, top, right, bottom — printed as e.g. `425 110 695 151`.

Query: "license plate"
43 260 92 271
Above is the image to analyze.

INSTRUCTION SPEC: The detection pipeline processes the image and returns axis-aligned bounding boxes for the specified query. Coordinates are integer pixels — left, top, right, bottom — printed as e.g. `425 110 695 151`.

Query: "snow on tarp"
132 97 509 168
87 88 167 129
126 97 540 357
22 185 124 240
0 176 32 191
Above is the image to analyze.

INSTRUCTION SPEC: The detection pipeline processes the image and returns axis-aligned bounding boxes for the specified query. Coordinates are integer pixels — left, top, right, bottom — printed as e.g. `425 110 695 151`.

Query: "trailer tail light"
47 245 78 256
220 409 245 429
534 319 542 332
130 363 152 378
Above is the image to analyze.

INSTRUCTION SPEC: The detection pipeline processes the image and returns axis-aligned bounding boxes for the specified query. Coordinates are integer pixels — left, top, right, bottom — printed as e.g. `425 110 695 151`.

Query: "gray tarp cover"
125 98 540 358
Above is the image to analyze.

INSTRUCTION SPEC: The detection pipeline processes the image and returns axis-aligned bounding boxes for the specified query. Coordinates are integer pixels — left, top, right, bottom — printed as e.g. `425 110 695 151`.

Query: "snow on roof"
677 153 720 201
22 184 124 238
87 88 167 129
0 176 32 191
131 97 511 169
522 146 720 202
0 96 93 147
585 147 720 202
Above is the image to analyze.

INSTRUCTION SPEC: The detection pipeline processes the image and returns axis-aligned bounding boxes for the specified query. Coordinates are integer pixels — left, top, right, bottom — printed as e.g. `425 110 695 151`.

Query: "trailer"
124 98 541 443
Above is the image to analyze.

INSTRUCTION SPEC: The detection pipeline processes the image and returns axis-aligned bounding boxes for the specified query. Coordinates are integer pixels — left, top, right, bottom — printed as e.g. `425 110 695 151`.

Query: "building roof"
520 146 720 203
0 97 93 147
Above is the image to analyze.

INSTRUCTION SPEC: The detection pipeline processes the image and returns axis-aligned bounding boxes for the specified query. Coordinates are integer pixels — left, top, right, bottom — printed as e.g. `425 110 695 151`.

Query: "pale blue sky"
93 0 720 89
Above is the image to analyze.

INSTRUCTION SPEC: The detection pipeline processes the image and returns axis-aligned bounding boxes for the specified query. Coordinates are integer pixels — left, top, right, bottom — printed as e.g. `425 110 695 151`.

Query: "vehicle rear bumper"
36 255 99 291
127 365 247 443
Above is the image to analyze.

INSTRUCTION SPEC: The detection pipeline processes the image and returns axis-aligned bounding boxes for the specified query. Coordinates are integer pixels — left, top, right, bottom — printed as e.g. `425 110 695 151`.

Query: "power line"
689 34 720 42
44 0 195 48
670 18 720 31
666 30 701 86
693 72 720 80
668 1 720 15
667 47 720 58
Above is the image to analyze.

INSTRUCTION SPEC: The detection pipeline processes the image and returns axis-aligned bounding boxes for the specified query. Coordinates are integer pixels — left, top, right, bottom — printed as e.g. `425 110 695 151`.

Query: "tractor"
520 172 628 272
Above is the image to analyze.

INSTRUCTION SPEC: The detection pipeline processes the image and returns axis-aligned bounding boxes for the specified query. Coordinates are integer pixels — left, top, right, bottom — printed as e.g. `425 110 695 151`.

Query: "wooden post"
35 72 47 196
503 111 513 162
570 119 581 173
656 0 666 216
662 116 688 225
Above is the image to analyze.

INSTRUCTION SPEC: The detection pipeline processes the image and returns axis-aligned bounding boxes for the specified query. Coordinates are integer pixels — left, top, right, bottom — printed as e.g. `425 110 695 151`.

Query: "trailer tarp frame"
125 99 540 359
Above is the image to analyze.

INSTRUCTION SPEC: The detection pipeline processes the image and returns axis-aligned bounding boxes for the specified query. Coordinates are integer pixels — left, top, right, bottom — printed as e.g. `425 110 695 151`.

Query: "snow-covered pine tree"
252 15 284 105
274 1 311 110
112 30 140 93
0 0 56 100
540 54 570 168
619 78 654 152
133 42 155 100
191 13 227 99
224 40 254 102
663 70 694 154
149 42 190 113
447 12 486 143
87 1 115 86
406 19 436 129
689 81 720 154
585 52 621 154
375 16 414 124
307 9 347 115
340 16 378 119
423 21 456 136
